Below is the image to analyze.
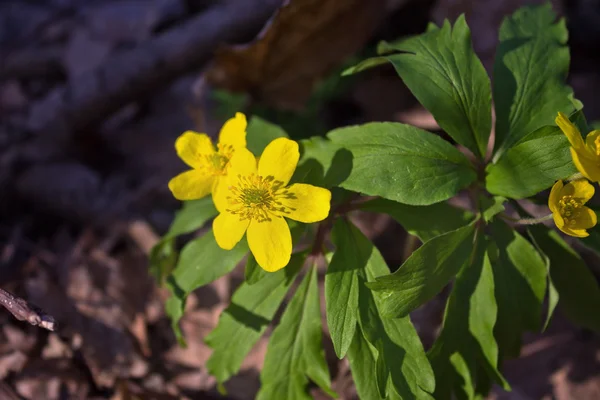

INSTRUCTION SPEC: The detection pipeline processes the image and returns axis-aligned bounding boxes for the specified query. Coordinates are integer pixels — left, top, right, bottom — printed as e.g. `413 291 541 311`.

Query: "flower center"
559 195 584 225
202 144 235 176
226 174 297 222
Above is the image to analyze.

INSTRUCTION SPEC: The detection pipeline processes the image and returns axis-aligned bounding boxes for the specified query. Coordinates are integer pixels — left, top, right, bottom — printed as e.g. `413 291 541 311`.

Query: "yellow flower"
548 179 597 238
212 137 331 272
168 113 247 200
556 112 600 182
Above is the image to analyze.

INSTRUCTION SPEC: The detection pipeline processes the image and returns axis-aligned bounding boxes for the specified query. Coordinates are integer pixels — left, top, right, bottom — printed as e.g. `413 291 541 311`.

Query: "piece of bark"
27 0 282 137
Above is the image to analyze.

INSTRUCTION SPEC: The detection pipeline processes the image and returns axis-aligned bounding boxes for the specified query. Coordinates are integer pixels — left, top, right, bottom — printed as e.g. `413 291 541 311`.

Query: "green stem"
499 213 553 225
566 172 585 182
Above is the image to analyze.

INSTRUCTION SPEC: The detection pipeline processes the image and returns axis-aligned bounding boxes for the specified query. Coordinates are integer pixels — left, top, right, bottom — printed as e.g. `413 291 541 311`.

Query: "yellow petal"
212 148 257 213
556 112 585 149
212 177 228 213
168 170 214 200
548 180 563 214
276 183 331 223
552 211 565 230
570 148 600 182
560 226 590 238
227 147 257 177
247 217 292 272
571 206 597 230
258 138 299 186
218 112 247 149
585 130 600 151
175 131 215 168
213 212 249 250
562 179 595 203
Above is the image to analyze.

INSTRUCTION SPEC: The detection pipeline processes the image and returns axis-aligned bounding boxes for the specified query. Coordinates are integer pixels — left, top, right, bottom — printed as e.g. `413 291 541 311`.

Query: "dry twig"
0 287 57 331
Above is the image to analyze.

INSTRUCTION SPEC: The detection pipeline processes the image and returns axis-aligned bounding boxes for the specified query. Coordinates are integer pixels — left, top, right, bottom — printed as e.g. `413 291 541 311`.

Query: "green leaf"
428 236 508 400
346 17 492 158
481 196 506 223
290 137 352 188
493 3 574 158
367 223 477 318
488 221 546 357
347 328 389 400
149 197 217 282
257 265 335 400
331 220 435 398
361 198 474 242
246 115 288 155
206 254 303 383
245 253 267 285
529 226 600 332
328 122 476 206
165 232 248 345
326 219 361 358
526 227 558 331
485 124 577 199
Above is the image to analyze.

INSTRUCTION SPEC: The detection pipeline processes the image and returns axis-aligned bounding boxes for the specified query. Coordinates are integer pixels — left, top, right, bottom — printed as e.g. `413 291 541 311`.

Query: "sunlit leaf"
367 223 476 317
493 3 575 159
345 17 492 158
328 122 476 206
257 265 335 399
329 219 435 398
361 198 474 242
150 197 217 283
205 254 304 383
165 232 247 345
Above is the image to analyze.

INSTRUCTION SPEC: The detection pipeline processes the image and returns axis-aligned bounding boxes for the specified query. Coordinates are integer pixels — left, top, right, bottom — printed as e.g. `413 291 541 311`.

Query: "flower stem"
566 172 585 182
499 213 553 225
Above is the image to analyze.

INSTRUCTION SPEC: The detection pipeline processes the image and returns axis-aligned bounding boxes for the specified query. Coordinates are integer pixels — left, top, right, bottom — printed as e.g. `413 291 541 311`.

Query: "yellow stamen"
226 174 297 222
558 195 584 226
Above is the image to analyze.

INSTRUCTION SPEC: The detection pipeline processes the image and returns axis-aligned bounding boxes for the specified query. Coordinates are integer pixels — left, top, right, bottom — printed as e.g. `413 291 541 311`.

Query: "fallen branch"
0 287 57 331
27 0 283 136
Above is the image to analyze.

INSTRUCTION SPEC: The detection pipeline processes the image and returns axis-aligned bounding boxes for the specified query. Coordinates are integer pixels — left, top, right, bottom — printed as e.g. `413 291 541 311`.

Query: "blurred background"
1 0 600 398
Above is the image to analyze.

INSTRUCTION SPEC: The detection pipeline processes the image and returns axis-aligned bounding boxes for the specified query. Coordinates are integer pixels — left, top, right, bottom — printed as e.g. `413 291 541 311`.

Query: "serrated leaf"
488 221 546 357
326 219 361 358
361 198 474 242
328 122 476 206
165 232 248 345
290 136 352 188
257 265 335 400
206 254 304 383
428 236 508 400
150 197 217 282
493 3 574 158
332 220 435 398
529 226 600 332
485 124 576 199
346 17 492 158
367 223 476 318
246 116 289 155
